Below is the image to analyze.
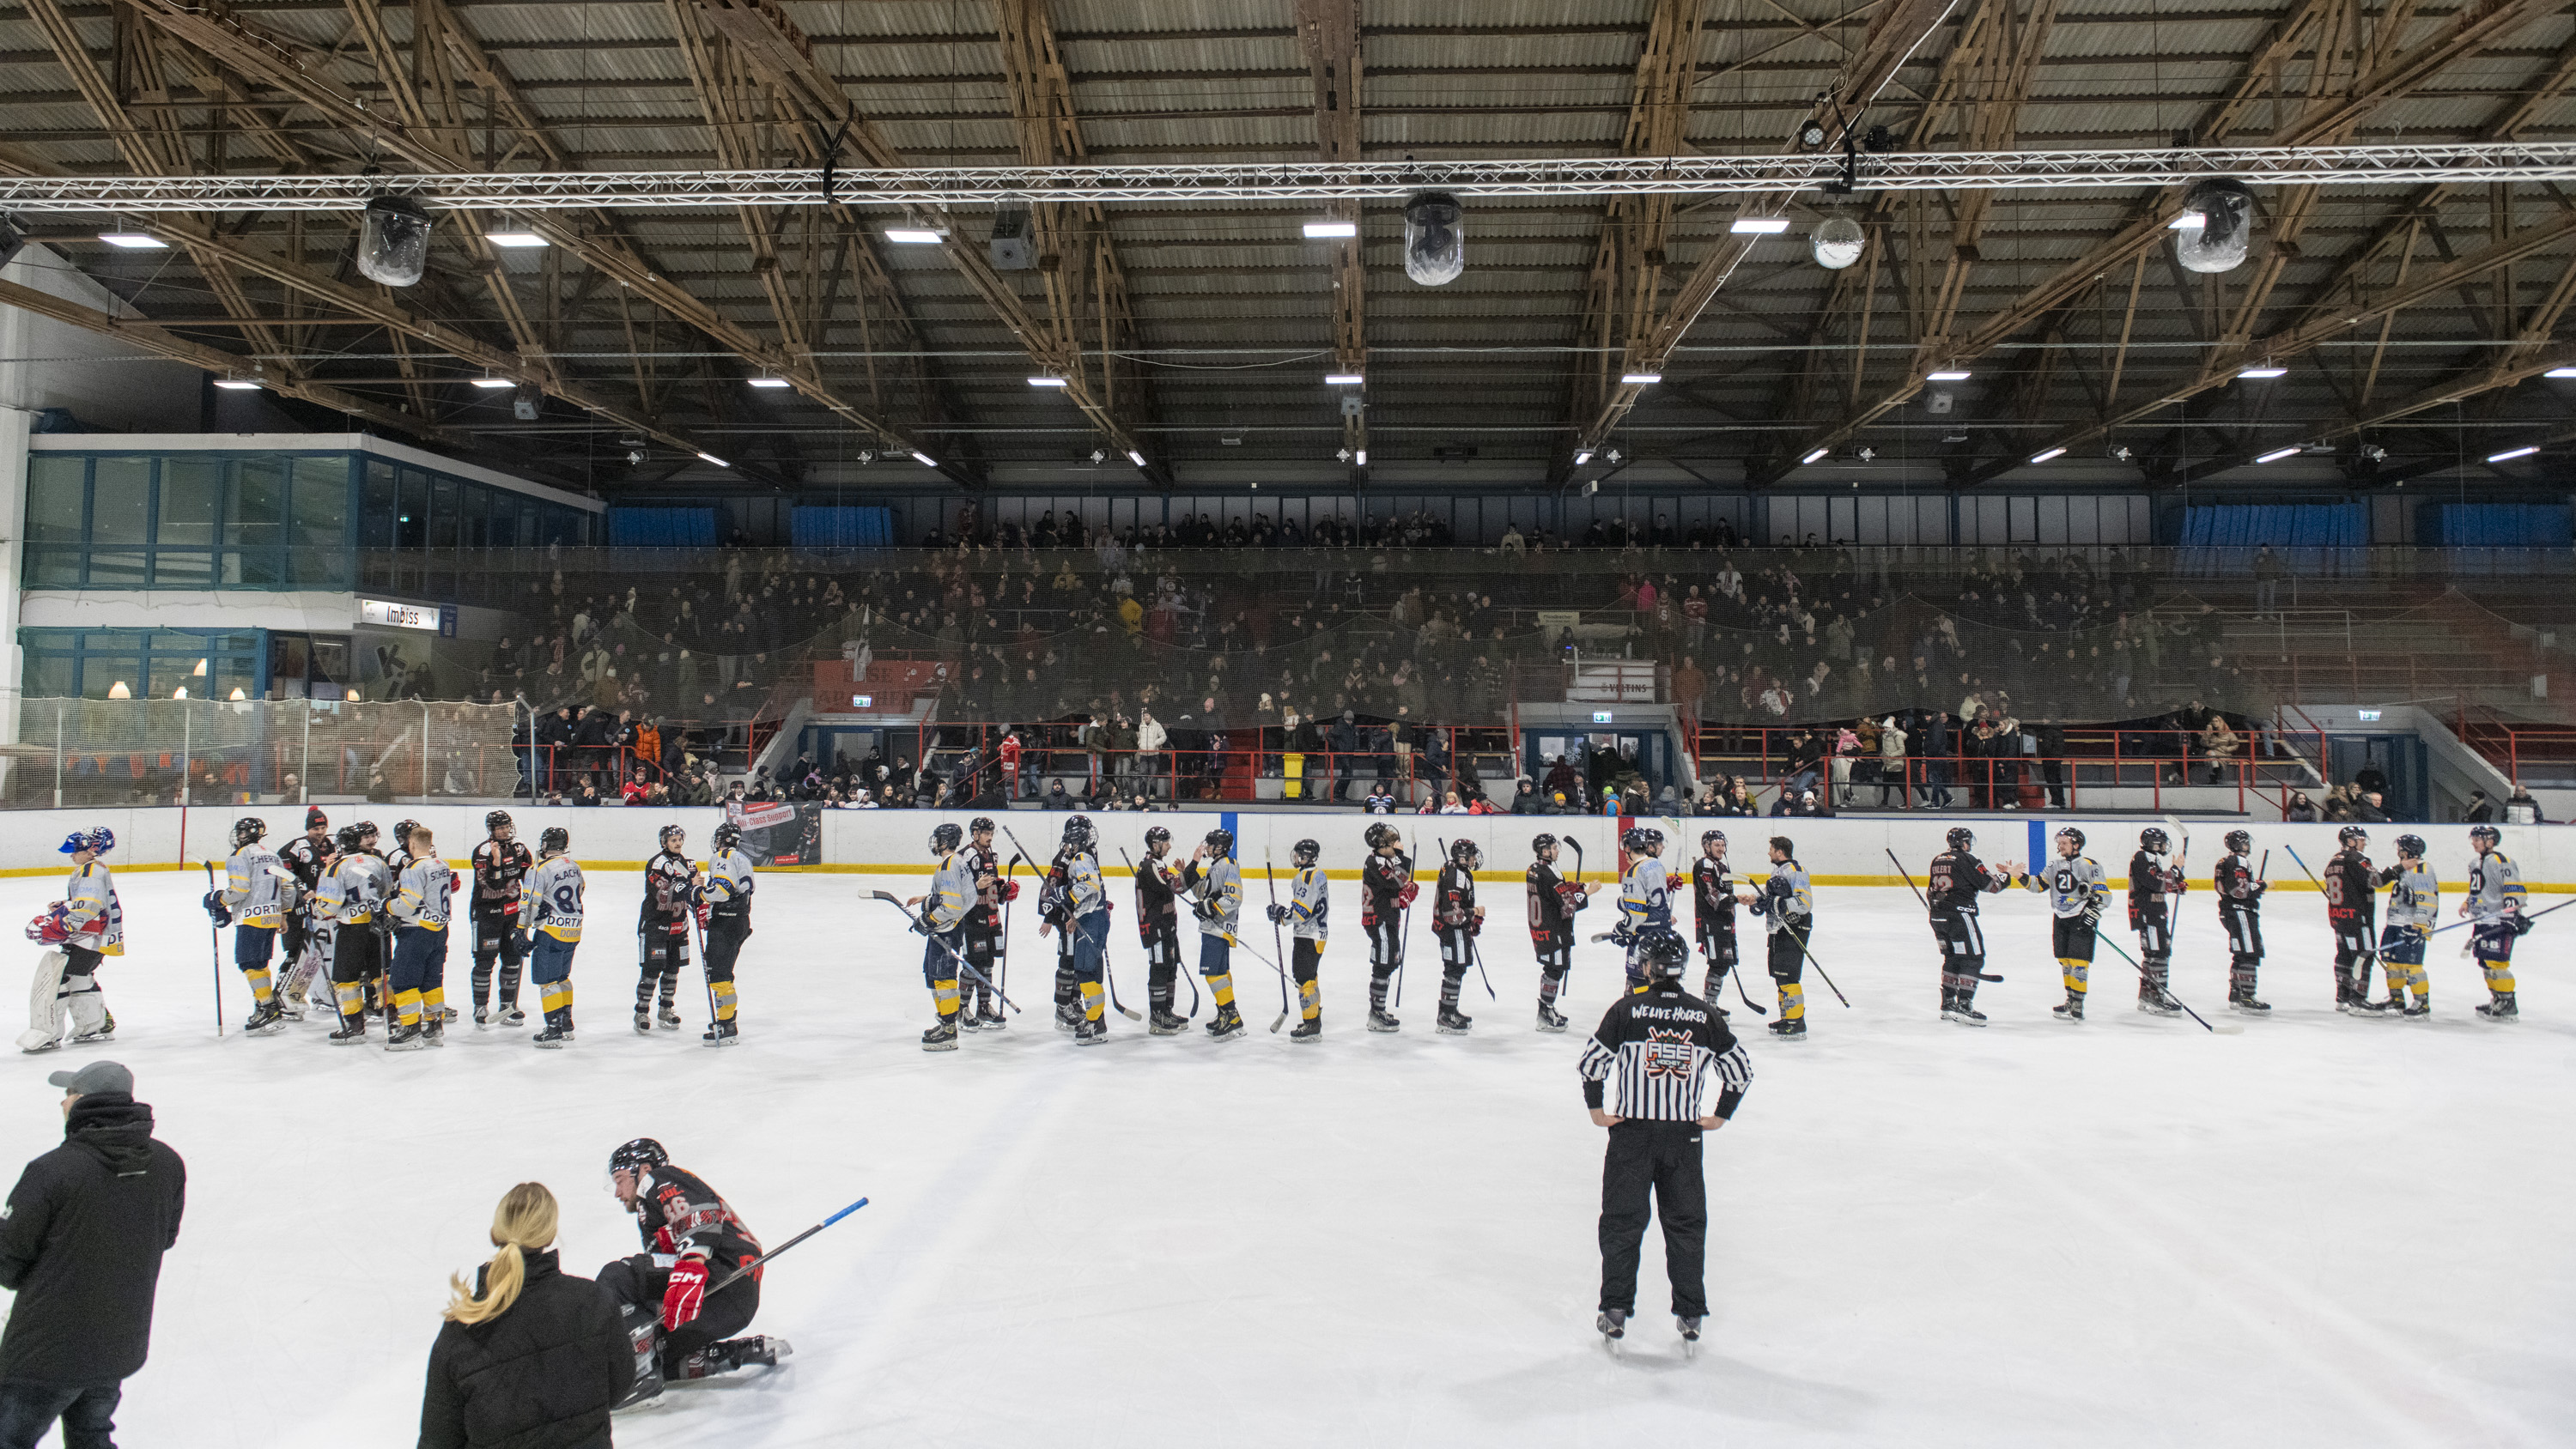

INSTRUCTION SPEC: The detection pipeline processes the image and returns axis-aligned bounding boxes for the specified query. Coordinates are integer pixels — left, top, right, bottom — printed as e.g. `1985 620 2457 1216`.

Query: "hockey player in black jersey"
1431 839 1485 1034
1360 822 1416 1032
1689 831 1745 1005
2323 826 2386 1016
600 1138 787 1409
2127 828 2187 1016
1133 826 1188 1034
2213 829 2271 1014
637 826 696 1034
1525 834 1596 1032
1577 926 1752 1348
960 817 1011 1030
1926 828 2017 1026
470 809 534 1027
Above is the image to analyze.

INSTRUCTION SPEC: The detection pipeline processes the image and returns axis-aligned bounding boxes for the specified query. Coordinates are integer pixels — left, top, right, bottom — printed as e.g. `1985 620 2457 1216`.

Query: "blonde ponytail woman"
419 1182 634 1449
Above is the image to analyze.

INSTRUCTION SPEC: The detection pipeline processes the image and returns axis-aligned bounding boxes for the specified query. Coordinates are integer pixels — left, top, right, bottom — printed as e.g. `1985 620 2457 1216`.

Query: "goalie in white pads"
19 827 122 1053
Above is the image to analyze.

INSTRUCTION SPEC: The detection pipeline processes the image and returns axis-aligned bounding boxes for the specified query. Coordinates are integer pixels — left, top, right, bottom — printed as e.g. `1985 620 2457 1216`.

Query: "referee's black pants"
1598 1119 1708 1318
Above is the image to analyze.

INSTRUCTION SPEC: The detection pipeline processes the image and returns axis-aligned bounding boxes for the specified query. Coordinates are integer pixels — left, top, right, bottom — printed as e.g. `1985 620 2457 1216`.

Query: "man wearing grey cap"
0 1061 185 1449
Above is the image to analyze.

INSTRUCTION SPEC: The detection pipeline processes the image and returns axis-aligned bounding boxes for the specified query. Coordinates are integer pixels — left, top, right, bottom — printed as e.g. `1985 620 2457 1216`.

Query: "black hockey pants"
1598 1120 1708 1318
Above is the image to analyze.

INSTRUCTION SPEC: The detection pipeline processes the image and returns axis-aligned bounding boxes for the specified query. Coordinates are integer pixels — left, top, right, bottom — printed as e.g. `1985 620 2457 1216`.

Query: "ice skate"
2397 999 2432 1020
329 1020 369 1046
475 1003 496 1027
1436 1007 1473 1035
1148 1008 1189 1035
1942 1002 1989 1027
2227 995 2271 1016
2136 993 2182 1017
2475 994 2518 1022
1596 1308 1628 1350
702 1019 738 1047
17 1036 60 1055
711 1336 790 1371
1205 1004 1247 1041
1054 1001 1080 1034
920 1017 960 1052
70 1010 114 1045
975 1002 1006 1031
1074 1016 1107 1046
634 1008 653 1035
533 1024 573 1048
656 1003 682 1031
2050 997 2085 1023
1767 1017 1807 1040
386 1022 426 1052
421 1018 446 1048
1289 1016 1322 1043
243 1000 289 1036
1366 1008 1401 1033
958 1006 985 1033
1677 1315 1703 1343
1536 1003 1569 1033
273 1000 304 1022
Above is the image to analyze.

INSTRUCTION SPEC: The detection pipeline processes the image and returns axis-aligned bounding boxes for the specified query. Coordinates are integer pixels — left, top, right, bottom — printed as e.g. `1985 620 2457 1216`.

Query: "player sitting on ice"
601 1137 788 1410
19 828 122 1054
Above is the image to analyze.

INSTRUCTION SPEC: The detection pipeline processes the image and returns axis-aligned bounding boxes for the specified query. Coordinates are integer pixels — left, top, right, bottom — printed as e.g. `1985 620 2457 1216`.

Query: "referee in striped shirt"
1578 925 1753 1343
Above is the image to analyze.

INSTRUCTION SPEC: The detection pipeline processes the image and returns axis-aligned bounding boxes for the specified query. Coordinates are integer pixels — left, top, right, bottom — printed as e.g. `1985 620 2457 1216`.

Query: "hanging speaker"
2172 179 2257 275
355 195 433 288
1402 190 1464 286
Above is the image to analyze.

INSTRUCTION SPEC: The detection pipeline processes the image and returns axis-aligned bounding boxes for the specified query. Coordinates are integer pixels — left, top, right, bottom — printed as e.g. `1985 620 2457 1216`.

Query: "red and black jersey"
2324 847 2377 925
1434 861 1476 931
1691 856 1738 936
1526 861 1586 938
2128 850 2184 927
967 843 1004 913
280 834 331 895
1926 850 2004 919
631 1164 763 1276
1037 847 1072 927
471 838 532 913
641 850 695 928
1133 853 1181 935
1361 851 1412 923
2214 854 2265 912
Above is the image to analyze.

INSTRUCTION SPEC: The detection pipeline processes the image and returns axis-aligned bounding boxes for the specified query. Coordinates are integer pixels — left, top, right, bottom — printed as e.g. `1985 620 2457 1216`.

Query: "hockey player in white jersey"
2461 824 2528 1021
521 827 587 1046
2018 827 2109 1022
386 823 457 1051
211 816 297 1034
2376 834 2437 1020
1616 827 1674 991
1265 837 1329 1040
699 822 756 1046
19 827 122 1053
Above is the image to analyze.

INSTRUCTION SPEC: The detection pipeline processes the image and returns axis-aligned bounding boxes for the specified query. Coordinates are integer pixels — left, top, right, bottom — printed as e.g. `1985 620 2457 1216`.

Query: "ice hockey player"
17 827 122 1054
1578 925 1753 1349
1133 825 1188 1034
1360 823 1417 1032
2462 823 2528 1021
599 1138 786 1410
469 810 534 1028
1037 825 1083 1031
1431 839 1486 1034
1060 815 1113 1045
637 826 696 1034
2213 829 2270 1015
1926 828 2016 1026
959 817 1010 1030
319 823 391 1046
911 822 976 1051
2324 826 2386 1016
1525 834 1595 1033
1689 831 1741 1005
380 820 422 1030
521 826 586 1046
698 822 755 1046
211 816 295 1034
1615 828 1674 991
2017 828 2108 1022
2377 834 2437 1020
386 822 456 1051
2128 828 2187 1016
1267 837 1328 1040
277 806 333 1016
1181 828 1248 1041
1742 836 1812 1040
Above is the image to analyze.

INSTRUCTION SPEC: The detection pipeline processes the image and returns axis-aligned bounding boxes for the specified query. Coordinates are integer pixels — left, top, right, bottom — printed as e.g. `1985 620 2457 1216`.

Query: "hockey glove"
512 930 532 956
1609 924 1637 947
2081 902 2104 930
660 1258 709 1331
1266 903 1290 925
2511 912 2534 937
1468 916 1482 937
202 891 234 927
908 915 932 937
694 902 712 929
1395 882 1419 908
1002 881 1021 902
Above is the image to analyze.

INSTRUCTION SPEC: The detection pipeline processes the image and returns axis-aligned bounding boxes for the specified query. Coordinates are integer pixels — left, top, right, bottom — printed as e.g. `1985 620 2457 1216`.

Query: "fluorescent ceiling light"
469 378 515 390
484 232 548 248
1026 376 1069 388
2029 446 2068 464
747 378 791 390
1302 221 1358 239
1573 449 1594 465
1801 447 1830 464
1127 450 1148 468
212 379 259 391
697 452 729 467
1925 369 1972 382
2254 446 2301 464
99 233 166 249
911 452 939 467
884 228 945 245
1621 373 1662 385
1729 216 1792 234
2487 445 2540 463
2545 367 2576 379
1354 449 1368 465
1325 373 1364 385
2238 366 2287 379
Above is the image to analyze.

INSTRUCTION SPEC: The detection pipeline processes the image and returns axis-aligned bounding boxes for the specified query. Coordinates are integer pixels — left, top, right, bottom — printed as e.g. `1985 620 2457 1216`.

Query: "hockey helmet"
355 821 380 845
232 817 268 848
1619 826 1651 853
392 820 422 851
1643 828 1666 850
1063 815 1097 852
1702 829 1728 851
969 815 996 836
1449 839 1482 869
930 822 964 855
2223 829 2253 854
2394 834 2427 861
305 806 330 831
2338 825 2369 848
1204 827 1236 858
607 1137 668 1187
2470 823 2502 851
1144 825 1172 854
1292 838 1321 866
2055 827 2085 856
1532 832 1558 857
539 826 571 856
1947 828 1976 852
1637 925 1690 980
334 825 368 855
712 822 743 852
1364 822 1400 852
57 826 113 858
2140 827 2170 853
485 809 514 836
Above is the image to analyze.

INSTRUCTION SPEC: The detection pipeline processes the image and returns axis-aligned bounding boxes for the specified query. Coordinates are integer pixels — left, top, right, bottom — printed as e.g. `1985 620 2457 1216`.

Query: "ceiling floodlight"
1354 449 1369 465
355 195 433 287
1801 447 1830 464
1401 190 1464 286
1127 450 1148 467
1027 375 1069 388
911 452 939 467
1926 369 1972 382
212 379 260 391
2254 446 2301 464
1303 220 1358 239
1811 215 1866 270
2237 365 2287 379
2029 446 2069 464
484 231 548 248
747 378 791 389
1573 449 1594 465
1621 373 1662 385
99 233 166 249
470 377 514 390
1325 373 1364 385
2487 445 2540 463
2173 179 2257 274
1729 216 1792 234
884 228 945 244
2544 367 2576 379
697 452 730 467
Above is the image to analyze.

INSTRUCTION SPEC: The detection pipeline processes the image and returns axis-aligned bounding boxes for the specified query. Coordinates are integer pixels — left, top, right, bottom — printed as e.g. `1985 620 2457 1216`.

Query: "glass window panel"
158 458 222 546
27 550 83 587
363 461 397 549
291 540 346 587
22 654 74 700
80 653 141 700
487 492 518 548
229 460 286 549
459 483 489 548
397 470 428 549
85 551 146 587
295 458 349 549
90 458 150 544
25 456 86 543
223 549 285 586
518 500 538 548
149 550 212 588
428 476 459 548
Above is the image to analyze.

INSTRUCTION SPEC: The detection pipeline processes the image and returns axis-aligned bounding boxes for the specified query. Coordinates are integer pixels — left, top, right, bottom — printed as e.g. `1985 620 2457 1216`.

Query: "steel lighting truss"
8 142 2576 213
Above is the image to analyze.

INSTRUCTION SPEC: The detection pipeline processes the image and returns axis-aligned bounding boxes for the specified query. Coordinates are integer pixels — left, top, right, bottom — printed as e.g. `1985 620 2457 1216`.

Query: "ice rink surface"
2 868 2569 1449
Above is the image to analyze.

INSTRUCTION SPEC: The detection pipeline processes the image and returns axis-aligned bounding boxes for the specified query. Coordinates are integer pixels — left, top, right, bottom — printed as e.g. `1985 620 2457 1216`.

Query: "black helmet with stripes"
1637 925 1690 980
2224 829 2253 854
1532 832 1558 857
231 817 266 848
2394 834 2427 860
1365 822 1399 851
1947 828 1976 852
1292 838 1320 866
539 826 570 855
2338 825 2369 848
930 822 963 854
2140 827 2170 852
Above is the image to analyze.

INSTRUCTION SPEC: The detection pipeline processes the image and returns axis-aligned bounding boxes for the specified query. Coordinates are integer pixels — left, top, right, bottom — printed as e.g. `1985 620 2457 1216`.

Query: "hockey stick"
1264 854 1291 1033
2282 843 2384 1004
2427 896 2571 937
1697 925 1766 1016
1097 917 1143 1022
707 1197 871 1296
2095 933 2239 1034
1437 840 1498 1002
998 852 1021 1007
202 861 224 1035
867 892 1022 1013
1394 830 1416 1008
1119 847 1197 1017
1883 849 2002 982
